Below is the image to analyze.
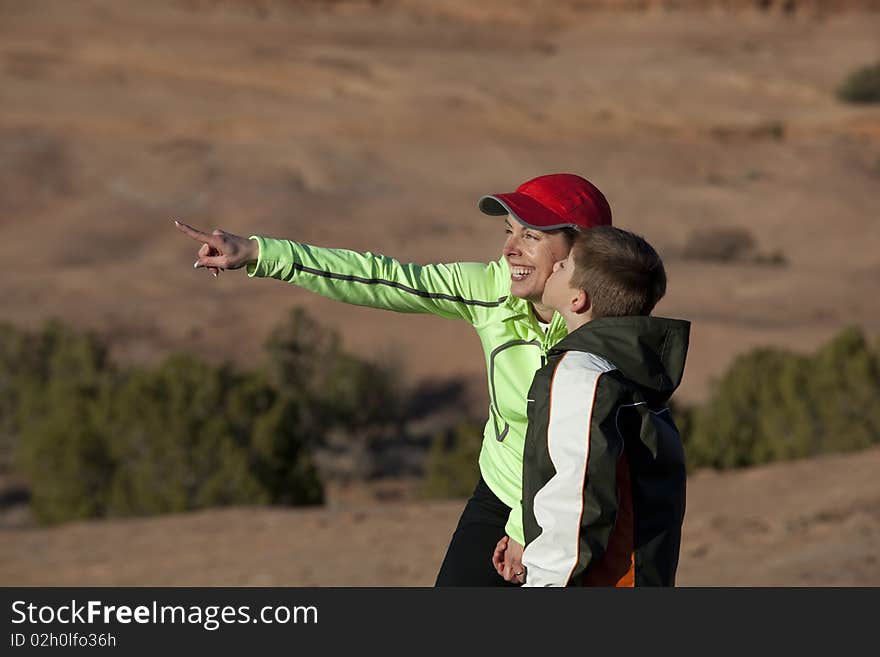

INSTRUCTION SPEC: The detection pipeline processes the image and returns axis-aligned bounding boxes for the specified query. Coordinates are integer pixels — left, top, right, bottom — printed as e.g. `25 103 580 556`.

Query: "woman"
175 173 612 586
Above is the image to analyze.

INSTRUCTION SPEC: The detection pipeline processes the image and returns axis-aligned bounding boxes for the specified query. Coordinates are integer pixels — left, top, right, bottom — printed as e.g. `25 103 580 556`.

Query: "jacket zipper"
539 312 565 366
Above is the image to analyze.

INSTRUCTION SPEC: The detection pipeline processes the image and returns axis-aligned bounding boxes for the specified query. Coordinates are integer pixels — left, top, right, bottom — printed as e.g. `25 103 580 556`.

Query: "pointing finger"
174 220 223 248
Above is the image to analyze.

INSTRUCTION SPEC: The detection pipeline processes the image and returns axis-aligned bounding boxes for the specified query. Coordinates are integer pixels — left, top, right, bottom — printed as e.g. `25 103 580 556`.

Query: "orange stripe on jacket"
580 453 635 587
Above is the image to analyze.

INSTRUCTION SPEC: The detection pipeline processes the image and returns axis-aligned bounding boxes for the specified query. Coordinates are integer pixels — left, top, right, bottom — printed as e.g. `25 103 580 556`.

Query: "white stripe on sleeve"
522 351 616 587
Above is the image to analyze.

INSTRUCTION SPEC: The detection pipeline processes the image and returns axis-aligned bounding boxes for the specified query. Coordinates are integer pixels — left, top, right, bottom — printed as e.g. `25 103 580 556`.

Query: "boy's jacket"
521 316 690 587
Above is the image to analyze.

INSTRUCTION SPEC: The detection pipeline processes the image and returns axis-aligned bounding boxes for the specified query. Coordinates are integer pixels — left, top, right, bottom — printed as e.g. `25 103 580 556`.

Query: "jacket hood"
549 316 691 406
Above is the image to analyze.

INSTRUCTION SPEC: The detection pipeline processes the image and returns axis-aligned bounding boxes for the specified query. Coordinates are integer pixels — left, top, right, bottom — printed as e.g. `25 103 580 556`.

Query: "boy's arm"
246 237 509 324
522 357 623 587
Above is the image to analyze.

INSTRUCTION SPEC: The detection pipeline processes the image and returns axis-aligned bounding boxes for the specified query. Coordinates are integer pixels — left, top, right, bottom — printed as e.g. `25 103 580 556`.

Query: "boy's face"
541 251 580 313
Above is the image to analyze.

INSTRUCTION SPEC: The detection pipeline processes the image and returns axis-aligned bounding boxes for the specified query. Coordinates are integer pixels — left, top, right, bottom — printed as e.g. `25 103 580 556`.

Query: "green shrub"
0 323 30 472
422 422 482 499
9 309 413 524
103 356 296 518
15 321 116 523
837 61 880 104
264 307 403 427
264 307 405 479
16 345 325 524
685 326 880 470
11 308 409 524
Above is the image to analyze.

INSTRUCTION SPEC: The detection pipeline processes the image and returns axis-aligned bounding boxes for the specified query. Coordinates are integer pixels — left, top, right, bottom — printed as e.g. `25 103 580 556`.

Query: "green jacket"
521 316 690 587
246 237 569 544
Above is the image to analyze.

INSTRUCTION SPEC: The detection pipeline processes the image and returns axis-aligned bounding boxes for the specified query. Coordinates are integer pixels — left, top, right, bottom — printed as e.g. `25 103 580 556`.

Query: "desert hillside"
1 0 878 411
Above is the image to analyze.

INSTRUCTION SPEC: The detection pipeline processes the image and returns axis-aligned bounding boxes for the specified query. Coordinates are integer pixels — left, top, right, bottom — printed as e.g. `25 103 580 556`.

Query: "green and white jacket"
246 237 569 544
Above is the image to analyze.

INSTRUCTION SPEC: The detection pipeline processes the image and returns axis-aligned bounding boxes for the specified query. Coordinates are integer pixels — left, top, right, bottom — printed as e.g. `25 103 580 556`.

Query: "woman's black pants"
434 477 519 587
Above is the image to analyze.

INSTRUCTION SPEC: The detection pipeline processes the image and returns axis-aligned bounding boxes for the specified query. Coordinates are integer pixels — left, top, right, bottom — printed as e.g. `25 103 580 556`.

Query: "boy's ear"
571 289 591 315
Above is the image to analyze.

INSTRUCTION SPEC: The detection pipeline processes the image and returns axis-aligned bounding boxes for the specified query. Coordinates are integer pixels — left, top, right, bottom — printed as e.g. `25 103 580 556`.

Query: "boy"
493 226 689 586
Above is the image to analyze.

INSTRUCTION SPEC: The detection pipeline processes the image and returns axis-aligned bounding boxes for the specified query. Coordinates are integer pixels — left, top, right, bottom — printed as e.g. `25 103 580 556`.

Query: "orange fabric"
580 453 635 587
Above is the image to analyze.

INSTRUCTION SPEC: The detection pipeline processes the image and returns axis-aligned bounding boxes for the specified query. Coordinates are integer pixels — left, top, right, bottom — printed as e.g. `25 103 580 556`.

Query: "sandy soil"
2 446 879 586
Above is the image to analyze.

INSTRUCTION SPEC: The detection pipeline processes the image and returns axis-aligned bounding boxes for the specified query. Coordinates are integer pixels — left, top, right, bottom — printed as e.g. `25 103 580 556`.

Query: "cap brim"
478 193 579 231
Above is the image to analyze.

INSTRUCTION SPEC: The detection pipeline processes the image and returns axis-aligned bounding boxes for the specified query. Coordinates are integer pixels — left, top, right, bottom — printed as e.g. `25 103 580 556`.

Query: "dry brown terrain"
1 1 879 586
1 0 879 408
2 446 879 586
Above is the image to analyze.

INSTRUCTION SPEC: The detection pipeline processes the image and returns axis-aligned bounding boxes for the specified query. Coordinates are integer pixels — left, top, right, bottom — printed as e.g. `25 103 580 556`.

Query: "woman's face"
502 216 572 305
541 250 579 313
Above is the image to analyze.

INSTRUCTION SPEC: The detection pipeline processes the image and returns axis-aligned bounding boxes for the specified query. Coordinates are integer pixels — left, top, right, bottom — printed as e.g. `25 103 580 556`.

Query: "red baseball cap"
478 173 612 231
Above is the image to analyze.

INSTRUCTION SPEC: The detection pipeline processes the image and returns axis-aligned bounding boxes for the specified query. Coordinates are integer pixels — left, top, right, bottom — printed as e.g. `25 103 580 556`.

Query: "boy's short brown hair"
570 226 666 318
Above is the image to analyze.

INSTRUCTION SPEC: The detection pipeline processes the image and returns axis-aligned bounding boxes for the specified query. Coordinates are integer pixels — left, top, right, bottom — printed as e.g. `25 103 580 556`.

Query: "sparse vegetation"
4 316 878 524
837 61 880 104
422 422 482 499
679 226 786 266
1 310 410 525
11 322 326 525
685 326 880 470
263 307 408 481
710 120 785 142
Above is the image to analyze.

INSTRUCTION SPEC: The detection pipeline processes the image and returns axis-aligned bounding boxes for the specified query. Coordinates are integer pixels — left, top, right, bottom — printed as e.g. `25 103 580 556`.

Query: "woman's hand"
502 537 525 584
174 220 260 277
492 535 509 576
492 535 526 584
